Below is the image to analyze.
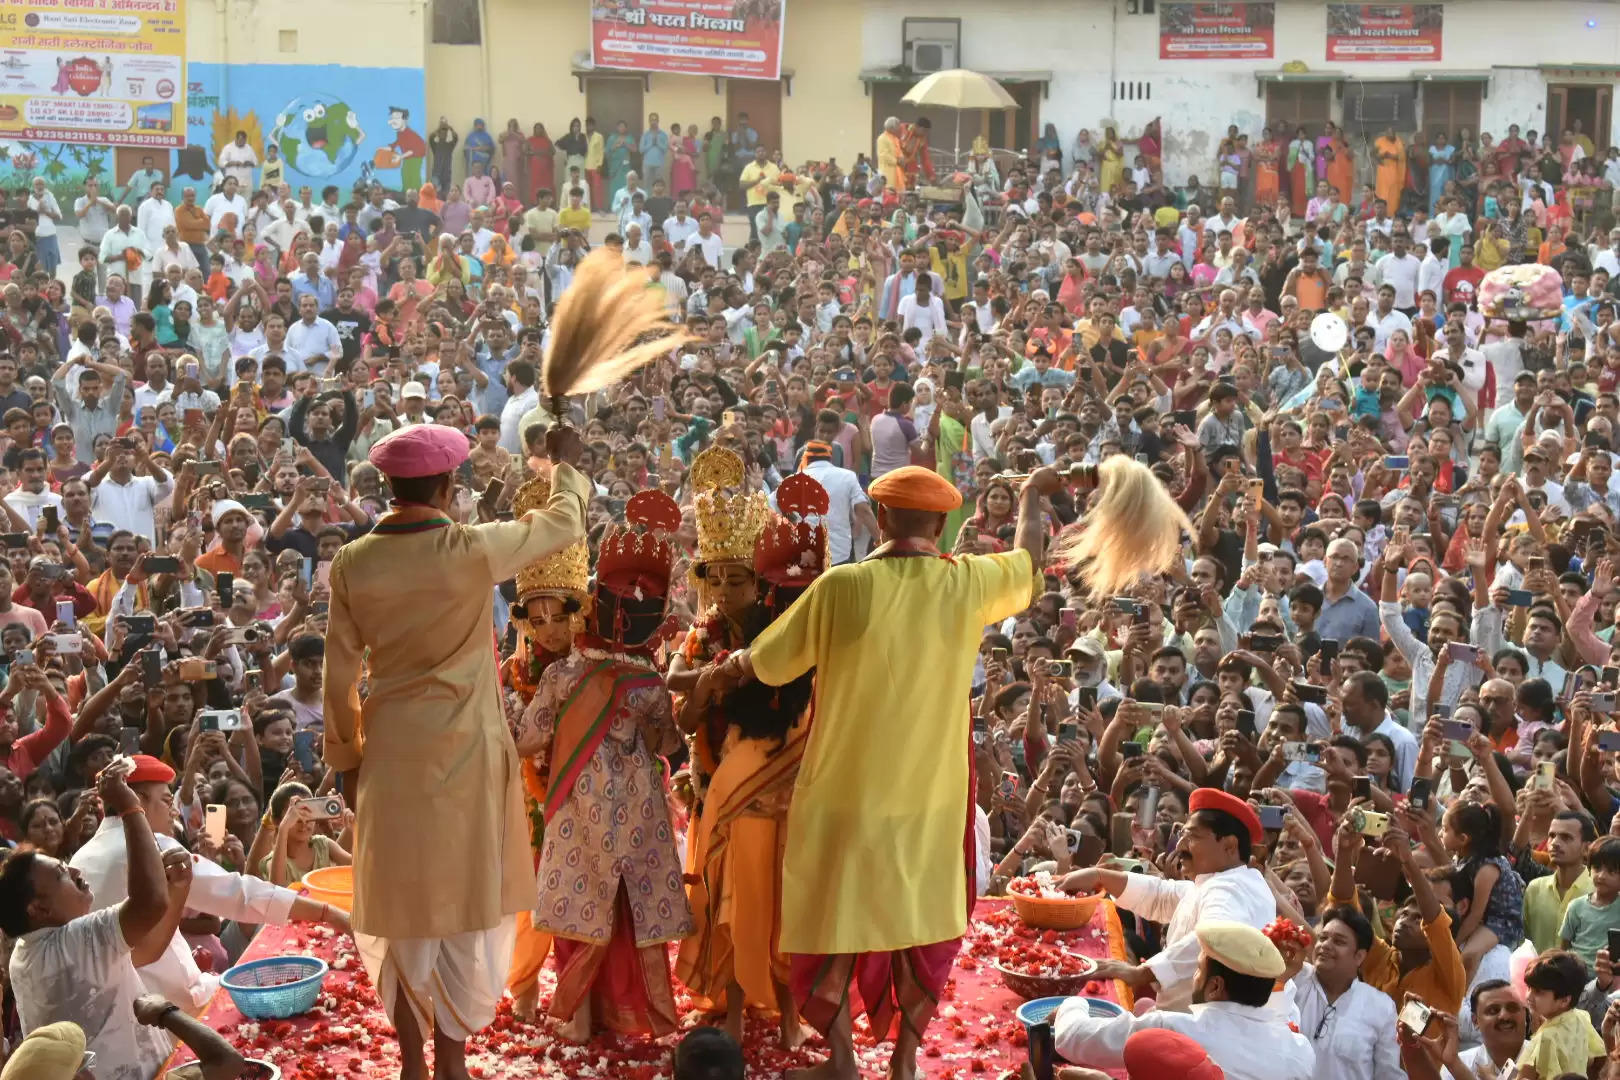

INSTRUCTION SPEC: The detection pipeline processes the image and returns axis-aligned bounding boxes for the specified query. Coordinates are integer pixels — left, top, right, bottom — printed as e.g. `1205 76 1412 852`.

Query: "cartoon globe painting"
270 94 365 178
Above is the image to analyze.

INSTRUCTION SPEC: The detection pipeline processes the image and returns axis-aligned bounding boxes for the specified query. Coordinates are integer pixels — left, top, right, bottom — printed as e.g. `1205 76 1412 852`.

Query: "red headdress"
596 489 681 601
755 472 829 590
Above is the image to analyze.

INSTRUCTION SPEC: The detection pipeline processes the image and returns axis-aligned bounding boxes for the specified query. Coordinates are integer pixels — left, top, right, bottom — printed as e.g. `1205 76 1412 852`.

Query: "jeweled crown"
691 446 771 567
511 472 590 603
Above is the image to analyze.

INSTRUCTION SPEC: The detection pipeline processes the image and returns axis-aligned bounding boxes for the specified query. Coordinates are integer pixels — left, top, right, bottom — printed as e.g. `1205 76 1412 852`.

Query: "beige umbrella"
901 68 1020 164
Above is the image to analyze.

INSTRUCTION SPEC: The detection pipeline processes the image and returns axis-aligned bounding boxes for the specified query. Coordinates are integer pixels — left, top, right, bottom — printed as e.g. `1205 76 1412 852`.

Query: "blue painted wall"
0 61 425 201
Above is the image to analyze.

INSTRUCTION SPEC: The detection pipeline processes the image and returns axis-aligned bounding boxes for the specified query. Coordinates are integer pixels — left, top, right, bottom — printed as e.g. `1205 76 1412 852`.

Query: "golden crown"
691 446 770 567
511 472 589 603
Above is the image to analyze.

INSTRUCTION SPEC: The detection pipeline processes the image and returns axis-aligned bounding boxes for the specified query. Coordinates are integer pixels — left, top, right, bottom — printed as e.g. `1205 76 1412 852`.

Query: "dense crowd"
0 104 1616 1080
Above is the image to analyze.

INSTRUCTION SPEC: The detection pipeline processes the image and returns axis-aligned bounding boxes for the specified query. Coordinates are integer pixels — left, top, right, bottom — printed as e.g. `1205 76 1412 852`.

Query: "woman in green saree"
929 380 974 548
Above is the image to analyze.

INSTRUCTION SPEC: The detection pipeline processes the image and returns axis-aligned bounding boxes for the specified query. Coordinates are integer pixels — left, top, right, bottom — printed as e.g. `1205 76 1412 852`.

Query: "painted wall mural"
0 60 423 201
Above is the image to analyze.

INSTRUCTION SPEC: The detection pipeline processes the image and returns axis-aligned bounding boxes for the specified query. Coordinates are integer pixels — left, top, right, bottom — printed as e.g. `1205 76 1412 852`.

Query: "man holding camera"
71 753 351 1013
85 435 170 543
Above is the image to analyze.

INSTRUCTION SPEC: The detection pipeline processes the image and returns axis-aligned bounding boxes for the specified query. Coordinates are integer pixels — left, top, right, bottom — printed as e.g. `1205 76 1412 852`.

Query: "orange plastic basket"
301 866 353 912
1010 889 1102 930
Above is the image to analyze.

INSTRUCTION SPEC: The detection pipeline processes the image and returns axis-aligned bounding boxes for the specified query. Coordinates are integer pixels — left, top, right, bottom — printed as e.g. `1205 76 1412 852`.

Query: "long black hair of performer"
723 586 814 746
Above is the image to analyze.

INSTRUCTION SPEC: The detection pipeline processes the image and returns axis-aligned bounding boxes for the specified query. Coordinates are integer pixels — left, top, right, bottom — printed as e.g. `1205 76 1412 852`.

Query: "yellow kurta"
748 550 1034 955
323 464 590 941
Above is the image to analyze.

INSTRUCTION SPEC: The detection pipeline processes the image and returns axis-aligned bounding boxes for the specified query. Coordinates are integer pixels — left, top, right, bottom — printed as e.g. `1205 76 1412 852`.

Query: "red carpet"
169 898 1128 1079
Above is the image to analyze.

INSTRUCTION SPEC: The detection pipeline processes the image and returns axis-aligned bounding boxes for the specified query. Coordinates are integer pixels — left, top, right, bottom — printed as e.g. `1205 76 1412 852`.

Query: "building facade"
8 0 1620 200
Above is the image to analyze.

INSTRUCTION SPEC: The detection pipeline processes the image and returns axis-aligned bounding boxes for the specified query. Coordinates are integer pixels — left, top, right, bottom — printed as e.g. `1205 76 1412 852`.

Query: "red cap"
126 754 175 786
1123 1029 1224 1080
1188 787 1264 844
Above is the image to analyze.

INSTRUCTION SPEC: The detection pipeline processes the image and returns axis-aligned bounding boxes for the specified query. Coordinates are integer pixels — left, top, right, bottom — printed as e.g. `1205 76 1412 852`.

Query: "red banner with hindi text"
1159 2 1276 60
1326 4 1443 62
590 0 785 81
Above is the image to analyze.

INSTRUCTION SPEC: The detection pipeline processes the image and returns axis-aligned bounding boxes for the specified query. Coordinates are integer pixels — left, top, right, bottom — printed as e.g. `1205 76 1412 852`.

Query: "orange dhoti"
507 916 552 996
507 757 552 995
676 726 803 1012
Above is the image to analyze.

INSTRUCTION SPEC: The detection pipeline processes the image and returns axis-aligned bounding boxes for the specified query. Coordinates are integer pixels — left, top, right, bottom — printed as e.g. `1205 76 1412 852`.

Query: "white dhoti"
355 921 517 1041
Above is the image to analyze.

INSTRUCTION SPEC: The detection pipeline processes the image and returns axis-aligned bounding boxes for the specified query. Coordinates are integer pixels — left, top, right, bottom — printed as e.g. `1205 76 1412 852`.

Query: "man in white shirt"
1372 233 1422 312
663 202 699 251
1294 905 1405 1080
1365 284 1415 351
692 211 725 268
1060 787 1275 1010
1364 201 1396 243
202 176 247 237
263 199 308 256
284 294 342 373
1055 921 1315 1080
75 176 116 255
4 447 63 531
217 131 259 189
87 436 171 542
896 277 948 342
27 176 62 274
755 190 788 253
621 222 653 266
1203 196 1244 237
97 205 151 304
73 751 348 1013
498 360 541 453
1417 237 1449 306
783 443 877 565
4 757 180 1080
135 183 175 251
1593 226 1620 279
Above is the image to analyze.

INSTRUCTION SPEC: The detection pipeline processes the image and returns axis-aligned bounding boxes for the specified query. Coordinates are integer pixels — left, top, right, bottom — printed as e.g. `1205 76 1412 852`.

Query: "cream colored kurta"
323 463 589 940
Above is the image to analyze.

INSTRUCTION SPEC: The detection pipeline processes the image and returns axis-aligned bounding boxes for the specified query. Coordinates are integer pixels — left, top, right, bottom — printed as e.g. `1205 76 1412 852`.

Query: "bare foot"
786 1060 860 1080
558 1008 593 1044
432 1037 470 1080
778 1017 814 1051
511 987 538 1020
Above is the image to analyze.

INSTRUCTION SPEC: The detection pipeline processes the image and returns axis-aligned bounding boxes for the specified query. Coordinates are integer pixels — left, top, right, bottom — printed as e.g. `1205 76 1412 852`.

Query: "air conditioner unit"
909 38 957 74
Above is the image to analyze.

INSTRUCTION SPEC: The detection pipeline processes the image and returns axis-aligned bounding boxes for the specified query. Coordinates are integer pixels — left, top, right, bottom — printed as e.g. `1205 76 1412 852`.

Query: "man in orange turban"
719 462 1061 1080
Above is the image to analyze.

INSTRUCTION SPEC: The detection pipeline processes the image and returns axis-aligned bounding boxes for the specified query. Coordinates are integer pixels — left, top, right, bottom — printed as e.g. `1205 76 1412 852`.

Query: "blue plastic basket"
220 956 329 1020
1015 994 1123 1033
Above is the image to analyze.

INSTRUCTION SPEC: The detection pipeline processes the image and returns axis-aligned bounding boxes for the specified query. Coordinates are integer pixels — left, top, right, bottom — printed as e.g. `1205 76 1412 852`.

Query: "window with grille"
433 0 480 45
1265 83 1333 135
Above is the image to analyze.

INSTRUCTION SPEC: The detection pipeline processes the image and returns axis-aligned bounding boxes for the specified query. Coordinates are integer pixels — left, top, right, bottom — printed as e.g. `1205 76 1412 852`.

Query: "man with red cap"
719 463 1060 1080
323 422 589 1079
1054 921 1314 1080
73 740 352 1013
0 756 191 1080
1061 787 1276 1011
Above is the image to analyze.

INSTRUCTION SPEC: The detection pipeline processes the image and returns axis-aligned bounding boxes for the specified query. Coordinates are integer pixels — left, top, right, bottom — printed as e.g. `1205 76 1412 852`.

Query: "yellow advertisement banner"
0 0 185 147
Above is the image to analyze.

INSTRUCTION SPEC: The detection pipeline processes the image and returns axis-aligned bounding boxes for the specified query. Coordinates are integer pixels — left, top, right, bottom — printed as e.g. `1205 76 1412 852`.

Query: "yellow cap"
1196 920 1285 979
2 1022 87 1080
